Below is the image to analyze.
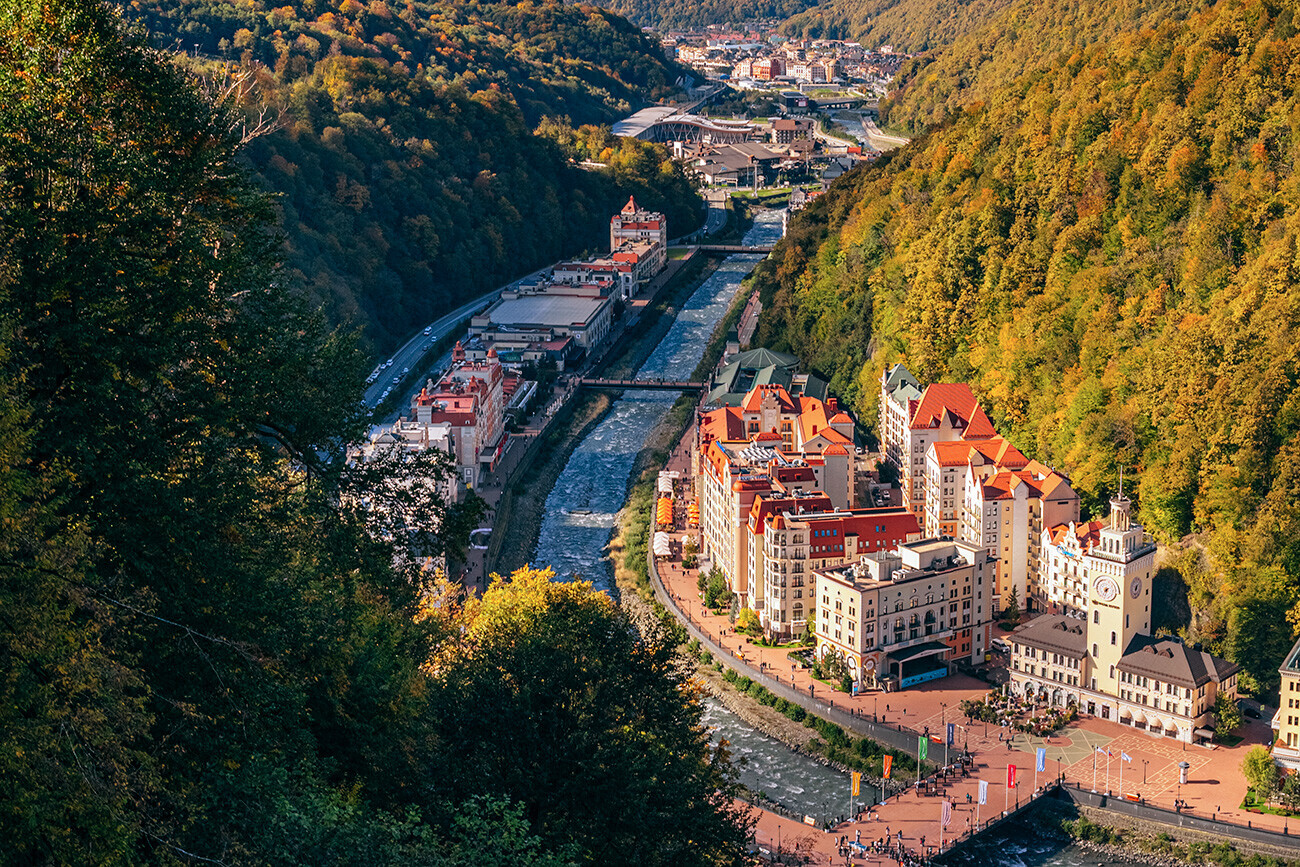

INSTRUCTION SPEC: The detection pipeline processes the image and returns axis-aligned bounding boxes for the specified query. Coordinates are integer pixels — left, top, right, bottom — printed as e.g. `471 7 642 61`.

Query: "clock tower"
1086 486 1156 697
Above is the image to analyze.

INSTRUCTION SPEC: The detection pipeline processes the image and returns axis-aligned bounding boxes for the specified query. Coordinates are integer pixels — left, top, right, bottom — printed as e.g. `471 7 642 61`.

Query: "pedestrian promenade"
650 421 1296 862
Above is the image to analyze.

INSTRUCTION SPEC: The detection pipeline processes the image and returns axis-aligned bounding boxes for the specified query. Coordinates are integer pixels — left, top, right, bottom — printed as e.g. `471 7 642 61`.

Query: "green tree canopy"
427 567 754 866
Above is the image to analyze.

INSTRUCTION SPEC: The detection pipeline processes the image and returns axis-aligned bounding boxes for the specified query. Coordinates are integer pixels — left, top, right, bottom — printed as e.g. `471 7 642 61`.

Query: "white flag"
942 799 952 828
978 779 988 805
1121 751 1132 763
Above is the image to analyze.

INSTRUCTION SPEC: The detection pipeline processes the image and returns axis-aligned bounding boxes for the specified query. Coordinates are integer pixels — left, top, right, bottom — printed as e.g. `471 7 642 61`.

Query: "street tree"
1214 692 1244 735
1241 746 1279 803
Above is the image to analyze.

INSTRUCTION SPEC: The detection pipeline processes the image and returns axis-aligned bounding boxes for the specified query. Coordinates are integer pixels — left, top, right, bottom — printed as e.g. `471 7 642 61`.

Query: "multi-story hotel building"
924 437 1029 538
1009 493 1238 744
813 538 996 690
696 382 857 599
1271 637 1300 769
878 363 921 470
878 366 996 521
882 363 1080 613
409 342 506 488
609 196 667 251
748 504 920 640
959 461 1080 613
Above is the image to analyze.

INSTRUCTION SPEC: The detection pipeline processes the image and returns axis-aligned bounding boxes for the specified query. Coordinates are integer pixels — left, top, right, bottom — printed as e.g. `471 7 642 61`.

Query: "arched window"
1111 631 1117 646
924 611 936 624
793 603 804 620
1093 610 1099 624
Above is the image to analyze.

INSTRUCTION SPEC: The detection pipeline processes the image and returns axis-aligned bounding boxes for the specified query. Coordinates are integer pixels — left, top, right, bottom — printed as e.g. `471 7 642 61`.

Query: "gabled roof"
1046 519 1105 550
1118 635 1240 689
1011 614 1087 658
742 384 798 414
699 406 746 443
910 383 996 438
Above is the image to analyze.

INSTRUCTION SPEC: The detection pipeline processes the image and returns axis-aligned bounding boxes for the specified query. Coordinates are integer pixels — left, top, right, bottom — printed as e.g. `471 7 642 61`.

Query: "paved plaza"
652 423 1295 863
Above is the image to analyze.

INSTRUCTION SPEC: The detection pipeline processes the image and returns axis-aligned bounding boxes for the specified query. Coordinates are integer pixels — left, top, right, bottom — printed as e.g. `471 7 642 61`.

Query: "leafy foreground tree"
0 2 748 863
428 567 755 866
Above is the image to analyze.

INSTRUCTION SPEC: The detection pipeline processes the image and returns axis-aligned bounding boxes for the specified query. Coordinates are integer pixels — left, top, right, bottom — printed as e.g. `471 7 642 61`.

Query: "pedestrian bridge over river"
577 377 706 392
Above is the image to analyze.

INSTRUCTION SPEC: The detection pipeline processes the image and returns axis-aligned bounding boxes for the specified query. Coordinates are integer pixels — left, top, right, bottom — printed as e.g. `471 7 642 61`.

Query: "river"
530 208 783 589
527 206 1119 867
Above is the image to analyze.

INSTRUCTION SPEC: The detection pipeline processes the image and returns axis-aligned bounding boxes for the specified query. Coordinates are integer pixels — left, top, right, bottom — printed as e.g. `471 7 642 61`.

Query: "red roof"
910 383 995 438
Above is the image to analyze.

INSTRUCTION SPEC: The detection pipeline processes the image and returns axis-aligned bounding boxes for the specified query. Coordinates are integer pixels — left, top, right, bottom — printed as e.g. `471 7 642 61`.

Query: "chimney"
828 397 838 413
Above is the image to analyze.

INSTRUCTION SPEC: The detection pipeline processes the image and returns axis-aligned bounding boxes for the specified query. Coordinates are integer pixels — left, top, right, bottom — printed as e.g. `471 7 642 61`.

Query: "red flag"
1007 764 1017 788
883 755 893 779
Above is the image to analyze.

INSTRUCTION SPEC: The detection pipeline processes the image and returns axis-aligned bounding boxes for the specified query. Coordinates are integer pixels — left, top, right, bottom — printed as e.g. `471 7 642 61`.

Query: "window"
1093 610 1099 624
1111 631 1117 646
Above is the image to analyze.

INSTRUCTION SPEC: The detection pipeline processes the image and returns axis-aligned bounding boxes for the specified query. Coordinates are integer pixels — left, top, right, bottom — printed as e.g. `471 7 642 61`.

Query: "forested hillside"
124 0 702 351
750 0 1300 693
590 0 816 31
879 0 1209 133
780 0 1012 52
0 1 748 860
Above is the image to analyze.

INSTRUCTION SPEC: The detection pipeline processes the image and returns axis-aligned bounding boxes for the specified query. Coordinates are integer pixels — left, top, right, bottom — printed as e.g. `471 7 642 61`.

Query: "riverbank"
486 230 732 579
941 796 1300 867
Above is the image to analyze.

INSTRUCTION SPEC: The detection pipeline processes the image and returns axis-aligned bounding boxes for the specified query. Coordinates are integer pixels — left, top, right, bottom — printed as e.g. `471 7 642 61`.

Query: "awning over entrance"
889 641 950 663
1194 728 1214 739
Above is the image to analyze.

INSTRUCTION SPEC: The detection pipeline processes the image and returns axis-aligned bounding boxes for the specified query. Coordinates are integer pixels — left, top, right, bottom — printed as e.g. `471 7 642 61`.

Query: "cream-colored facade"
877 366 997 521
1272 637 1300 769
1009 495 1238 744
751 506 921 640
814 538 996 689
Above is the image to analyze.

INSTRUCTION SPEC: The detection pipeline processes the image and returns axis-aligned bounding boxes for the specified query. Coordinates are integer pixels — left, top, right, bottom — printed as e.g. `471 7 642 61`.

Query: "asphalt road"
362 264 554 411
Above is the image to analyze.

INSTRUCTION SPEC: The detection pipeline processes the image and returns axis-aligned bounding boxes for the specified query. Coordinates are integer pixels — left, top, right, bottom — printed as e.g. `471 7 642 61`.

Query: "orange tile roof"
699 406 746 443
742 384 798 414
910 383 995 437
1047 519 1105 549
823 444 849 456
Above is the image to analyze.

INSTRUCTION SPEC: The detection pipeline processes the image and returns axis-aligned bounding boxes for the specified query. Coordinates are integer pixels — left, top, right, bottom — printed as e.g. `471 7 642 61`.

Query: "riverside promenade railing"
647 551 1300 859
646 552 926 758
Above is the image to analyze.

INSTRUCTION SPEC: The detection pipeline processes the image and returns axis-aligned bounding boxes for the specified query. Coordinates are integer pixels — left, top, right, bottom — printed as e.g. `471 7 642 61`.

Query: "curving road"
362 264 554 413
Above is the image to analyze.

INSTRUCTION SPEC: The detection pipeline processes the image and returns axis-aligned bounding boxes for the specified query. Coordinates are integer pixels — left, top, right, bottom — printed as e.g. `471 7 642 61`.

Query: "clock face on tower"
1095 577 1119 603
1130 577 1142 599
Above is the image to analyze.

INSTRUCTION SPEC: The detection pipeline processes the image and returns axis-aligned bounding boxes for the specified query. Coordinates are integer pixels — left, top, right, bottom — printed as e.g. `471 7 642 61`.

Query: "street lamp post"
1143 760 1148 784
941 702 949 767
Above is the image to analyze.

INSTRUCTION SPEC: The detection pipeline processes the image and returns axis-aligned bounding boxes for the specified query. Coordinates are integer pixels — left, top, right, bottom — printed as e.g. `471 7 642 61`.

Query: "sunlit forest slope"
751 0 1300 693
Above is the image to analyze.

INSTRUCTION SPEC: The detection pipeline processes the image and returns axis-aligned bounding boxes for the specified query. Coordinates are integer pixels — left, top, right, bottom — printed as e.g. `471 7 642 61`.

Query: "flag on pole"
978 779 988 805
1121 751 1132 763
1007 765 1017 788
947 723 955 746
883 755 893 779
918 735 928 761
1036 747 1046 773
1095 746 1110 757
852 771 862 797
941 799 952 828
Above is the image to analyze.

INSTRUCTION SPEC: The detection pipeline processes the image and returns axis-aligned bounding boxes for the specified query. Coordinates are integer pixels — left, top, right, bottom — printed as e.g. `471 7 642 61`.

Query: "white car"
423 326 433 335
392 376 401 385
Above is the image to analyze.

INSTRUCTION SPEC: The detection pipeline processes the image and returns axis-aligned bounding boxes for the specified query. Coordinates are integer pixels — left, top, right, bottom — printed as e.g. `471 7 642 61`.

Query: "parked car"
1238 699 1262 719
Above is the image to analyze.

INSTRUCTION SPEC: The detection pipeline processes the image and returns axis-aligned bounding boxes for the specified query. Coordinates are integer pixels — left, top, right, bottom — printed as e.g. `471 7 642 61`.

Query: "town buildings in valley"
354 340 508 493
693 361 925 640
663 32 906 95
754 504 921 641
469 199 666 364
1008 492 1238 745
879 363 1080 614
813 537 996 690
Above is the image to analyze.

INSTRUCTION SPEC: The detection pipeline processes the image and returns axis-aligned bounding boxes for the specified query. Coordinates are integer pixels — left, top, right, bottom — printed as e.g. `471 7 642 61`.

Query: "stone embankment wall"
1053 787 1300 859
